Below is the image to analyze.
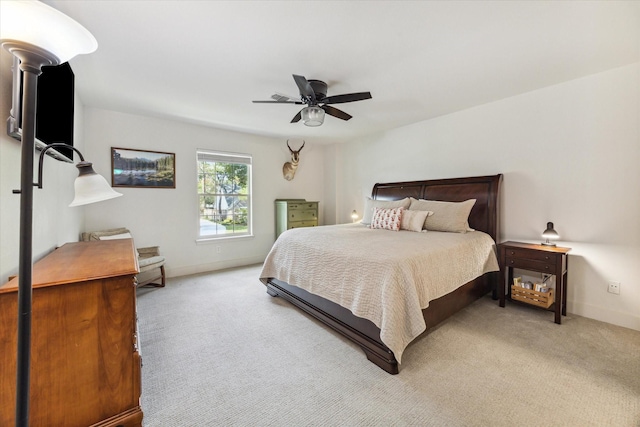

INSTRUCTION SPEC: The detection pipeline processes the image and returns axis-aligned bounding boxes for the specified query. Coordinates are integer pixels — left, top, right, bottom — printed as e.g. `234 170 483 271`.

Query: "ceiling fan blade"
292 74 316 103
290 110 302 123
321 92 372 105
273 92 302 103
252 100 301 104
322 105 352 121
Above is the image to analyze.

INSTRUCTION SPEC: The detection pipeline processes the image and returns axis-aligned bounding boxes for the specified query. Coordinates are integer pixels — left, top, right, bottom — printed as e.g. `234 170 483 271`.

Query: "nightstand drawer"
505 257 554 273
504 247 556 263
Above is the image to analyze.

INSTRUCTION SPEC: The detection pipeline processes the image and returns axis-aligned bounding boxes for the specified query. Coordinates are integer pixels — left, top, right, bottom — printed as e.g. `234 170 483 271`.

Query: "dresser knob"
545 256 549 260
509 260 514 265
545 266 549 270
509 251 515 255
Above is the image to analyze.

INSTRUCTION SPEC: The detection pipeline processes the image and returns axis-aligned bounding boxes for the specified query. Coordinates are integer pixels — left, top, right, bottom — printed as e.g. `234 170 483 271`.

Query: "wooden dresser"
0 239 143 426
275 199 319 238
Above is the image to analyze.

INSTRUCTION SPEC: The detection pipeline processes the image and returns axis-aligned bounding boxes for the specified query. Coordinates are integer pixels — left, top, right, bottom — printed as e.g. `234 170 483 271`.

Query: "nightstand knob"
545 266 550 270
509 260 514 265
509 251 515 255
545 256 550 260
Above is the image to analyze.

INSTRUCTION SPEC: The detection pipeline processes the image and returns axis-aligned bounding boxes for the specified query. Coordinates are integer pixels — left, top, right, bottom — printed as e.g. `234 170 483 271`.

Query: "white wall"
325 63 640 331
2 47 637 333
0 50 86 283
82 107 325 278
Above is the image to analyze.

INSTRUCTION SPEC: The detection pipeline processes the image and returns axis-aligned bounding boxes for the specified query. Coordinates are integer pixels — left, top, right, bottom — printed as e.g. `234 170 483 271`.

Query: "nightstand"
498 241 571 324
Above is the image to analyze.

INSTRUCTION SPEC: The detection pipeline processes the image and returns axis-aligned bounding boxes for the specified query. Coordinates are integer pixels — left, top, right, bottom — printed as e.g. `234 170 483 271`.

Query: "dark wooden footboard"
264 277 398 374
262 271 496 374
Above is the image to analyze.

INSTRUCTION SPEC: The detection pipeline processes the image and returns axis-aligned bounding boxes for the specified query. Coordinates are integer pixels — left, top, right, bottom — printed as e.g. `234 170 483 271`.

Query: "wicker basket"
511 285 554 309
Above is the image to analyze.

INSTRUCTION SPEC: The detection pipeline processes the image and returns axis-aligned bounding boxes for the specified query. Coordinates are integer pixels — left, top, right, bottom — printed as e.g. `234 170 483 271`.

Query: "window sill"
196 234 254 245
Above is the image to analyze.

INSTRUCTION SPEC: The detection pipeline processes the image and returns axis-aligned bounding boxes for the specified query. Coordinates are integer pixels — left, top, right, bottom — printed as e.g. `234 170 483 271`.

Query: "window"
197 150 252 239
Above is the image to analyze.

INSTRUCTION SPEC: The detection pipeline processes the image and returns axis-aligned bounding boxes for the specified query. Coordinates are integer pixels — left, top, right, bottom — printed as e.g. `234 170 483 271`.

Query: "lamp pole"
5 42 59 427
1 3 99 425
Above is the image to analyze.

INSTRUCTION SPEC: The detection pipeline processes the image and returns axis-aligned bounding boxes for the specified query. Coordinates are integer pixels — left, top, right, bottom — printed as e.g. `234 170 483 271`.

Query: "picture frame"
111 147 176 188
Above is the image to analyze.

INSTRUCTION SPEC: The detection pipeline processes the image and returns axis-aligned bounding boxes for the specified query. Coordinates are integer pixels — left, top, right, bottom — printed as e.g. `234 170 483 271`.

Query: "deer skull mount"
283 140 305 181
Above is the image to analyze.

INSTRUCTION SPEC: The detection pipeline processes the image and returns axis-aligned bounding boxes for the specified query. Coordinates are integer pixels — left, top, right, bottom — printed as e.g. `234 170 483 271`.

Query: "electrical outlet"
607 281 620 295
216 246 222 254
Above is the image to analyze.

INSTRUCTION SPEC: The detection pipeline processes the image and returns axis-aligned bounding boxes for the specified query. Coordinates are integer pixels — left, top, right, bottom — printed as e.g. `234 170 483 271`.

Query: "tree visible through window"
197 150 252 238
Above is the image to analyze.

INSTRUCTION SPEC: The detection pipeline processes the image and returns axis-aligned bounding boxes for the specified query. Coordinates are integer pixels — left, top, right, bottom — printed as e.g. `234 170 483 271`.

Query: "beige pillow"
409 198 476 233
361 197 410 225
400 210 433 232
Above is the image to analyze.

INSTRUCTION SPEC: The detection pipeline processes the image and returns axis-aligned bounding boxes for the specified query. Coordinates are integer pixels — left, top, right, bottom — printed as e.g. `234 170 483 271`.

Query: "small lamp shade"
0 0 97 63
541 222 559 246
69 162 122 207
301 106 325 127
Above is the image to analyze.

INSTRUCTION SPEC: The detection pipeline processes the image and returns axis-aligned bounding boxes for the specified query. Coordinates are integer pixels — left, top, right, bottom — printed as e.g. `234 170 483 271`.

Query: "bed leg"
362 348 399 374
490 271 499 300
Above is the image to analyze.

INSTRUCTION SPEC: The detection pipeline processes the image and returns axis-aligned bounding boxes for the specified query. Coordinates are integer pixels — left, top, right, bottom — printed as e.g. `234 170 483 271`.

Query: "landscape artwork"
111 147 176 188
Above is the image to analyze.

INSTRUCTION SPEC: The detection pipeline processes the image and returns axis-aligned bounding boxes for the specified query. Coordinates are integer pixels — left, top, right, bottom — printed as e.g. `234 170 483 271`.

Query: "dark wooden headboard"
371 174 502 242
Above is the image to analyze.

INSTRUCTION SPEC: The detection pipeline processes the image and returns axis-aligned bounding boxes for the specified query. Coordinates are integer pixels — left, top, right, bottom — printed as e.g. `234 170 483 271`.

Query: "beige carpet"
137 264 640 426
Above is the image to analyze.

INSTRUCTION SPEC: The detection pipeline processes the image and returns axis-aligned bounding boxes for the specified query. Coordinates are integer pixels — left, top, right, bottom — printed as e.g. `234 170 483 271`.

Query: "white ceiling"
46 0 639 144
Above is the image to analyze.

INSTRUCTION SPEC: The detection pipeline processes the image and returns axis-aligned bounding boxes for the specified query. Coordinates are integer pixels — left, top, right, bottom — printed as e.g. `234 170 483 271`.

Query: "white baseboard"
569 300 640 331
165 256 265 279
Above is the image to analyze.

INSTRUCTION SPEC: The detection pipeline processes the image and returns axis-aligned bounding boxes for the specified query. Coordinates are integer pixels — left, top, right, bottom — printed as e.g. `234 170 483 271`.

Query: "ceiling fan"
253 74 372 126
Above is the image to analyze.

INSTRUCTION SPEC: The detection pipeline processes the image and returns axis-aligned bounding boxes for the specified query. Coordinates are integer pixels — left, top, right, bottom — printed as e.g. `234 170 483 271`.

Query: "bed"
260 174 502 374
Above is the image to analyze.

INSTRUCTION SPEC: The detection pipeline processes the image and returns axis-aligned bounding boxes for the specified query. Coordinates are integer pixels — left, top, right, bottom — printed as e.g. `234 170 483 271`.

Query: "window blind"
197 150 252 165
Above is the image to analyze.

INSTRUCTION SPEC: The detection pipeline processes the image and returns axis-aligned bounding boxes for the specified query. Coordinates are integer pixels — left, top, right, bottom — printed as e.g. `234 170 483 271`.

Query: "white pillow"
98 232 133 240
409 198 476 233
370 207 404 231
361 197 410 225
400 210 433 232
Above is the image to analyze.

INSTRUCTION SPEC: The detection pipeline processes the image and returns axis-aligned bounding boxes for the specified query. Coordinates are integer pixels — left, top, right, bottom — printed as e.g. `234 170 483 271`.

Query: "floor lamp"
0 2 119 425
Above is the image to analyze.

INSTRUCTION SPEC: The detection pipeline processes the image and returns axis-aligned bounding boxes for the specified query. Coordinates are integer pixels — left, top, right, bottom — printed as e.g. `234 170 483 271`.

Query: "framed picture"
111 147 176 188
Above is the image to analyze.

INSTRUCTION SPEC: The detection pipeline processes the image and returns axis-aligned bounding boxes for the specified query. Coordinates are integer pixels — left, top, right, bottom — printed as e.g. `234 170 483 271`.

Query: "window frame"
196 149 253 242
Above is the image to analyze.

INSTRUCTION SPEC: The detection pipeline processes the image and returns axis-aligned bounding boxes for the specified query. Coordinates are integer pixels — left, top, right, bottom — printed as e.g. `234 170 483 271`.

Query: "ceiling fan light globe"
301 106 324 127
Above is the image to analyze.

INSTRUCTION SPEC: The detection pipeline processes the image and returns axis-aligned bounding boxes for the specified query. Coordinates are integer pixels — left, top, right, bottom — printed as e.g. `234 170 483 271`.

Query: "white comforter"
260 223 499 363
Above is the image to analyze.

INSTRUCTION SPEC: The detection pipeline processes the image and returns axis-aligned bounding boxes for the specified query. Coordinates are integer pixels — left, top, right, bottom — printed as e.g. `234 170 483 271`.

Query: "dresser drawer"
505 256 554 273
503 247 556 263
288 202 318 211
288 209 317 221
288 220 317 229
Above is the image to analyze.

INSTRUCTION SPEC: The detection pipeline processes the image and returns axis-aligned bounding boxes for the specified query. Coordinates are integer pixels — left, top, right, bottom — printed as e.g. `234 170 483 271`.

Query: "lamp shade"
69 162 122 207
0 0 97 63
301 106 325 127
541 221 559 246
